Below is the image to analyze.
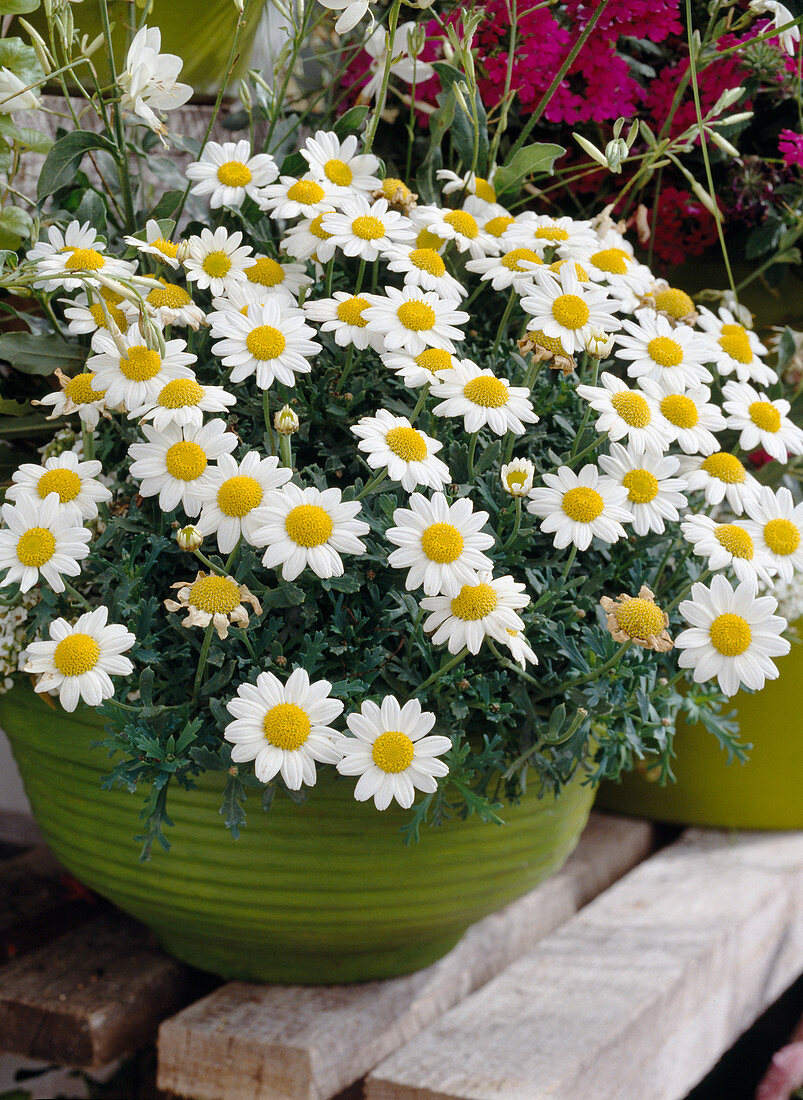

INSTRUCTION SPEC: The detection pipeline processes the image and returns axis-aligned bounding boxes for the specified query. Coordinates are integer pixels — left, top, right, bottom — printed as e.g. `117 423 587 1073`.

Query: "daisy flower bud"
274 404 300 435
604 138 628 173
585 328 614 360
707 129 740 158
176 525 203 552
573 133 608 169
175 239 192 264
501 458 535 498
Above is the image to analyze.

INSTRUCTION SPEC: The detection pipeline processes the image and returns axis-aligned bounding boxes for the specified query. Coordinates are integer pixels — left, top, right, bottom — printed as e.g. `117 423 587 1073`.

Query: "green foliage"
494 142 566 196
37 131 117 203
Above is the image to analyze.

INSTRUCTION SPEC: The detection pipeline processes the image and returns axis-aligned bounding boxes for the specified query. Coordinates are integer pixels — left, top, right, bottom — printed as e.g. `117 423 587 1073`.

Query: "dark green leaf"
149 189 184 221
333 105 369 139
37 130 116 203
0 331 85 375
0 0 41 12
494 142 565 195
0 205 31 250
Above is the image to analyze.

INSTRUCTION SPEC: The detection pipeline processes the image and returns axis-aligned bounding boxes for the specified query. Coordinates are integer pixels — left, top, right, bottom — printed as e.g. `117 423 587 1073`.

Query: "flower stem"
501 497 522 552
98 0 136 232
467 432 479 480
560 543 578 580
192 622 215 703
63 579 92 610
492 287 517 356
409 383 430 425
279 432 293 470
417 646 469 694
193 549 227 577
81 424 95 461
362 0 403 154
356 468 388 500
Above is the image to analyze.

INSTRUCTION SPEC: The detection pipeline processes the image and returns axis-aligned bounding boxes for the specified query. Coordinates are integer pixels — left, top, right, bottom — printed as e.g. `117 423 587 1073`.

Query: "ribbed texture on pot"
1 687 594 982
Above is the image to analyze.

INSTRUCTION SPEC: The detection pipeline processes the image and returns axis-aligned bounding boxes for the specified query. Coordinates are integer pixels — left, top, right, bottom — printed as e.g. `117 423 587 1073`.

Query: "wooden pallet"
1 814 801 1100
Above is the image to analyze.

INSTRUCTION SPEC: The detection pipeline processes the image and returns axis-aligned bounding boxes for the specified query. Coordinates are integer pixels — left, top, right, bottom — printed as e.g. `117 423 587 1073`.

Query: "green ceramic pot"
596 626 803 830
0 685 594 983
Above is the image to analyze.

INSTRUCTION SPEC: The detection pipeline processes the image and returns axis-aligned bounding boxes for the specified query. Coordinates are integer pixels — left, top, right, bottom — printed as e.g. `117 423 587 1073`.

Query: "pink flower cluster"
779 129 803 169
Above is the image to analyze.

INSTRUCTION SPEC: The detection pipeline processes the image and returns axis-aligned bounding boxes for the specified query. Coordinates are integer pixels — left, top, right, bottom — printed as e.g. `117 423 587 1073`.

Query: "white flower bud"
690 180 721 220
501 458 535 498
708 129 740 158
605 137 629 174
175 239 192 264
176 525 203 552
274 404 299 435
573 132 608 168
585 328 615 359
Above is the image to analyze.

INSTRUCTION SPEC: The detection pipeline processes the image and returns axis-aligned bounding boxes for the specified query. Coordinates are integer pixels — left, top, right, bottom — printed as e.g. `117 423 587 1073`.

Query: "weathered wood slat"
156 812 656 1100
366 828 803 1100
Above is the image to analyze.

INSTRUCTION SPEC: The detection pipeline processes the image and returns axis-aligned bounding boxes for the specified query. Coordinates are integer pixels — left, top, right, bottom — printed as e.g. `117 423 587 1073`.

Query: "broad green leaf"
333 105 369 140
0 330 86 375
14 126 52 154
0 397 32 415
0 412 71 435
149 189 184 221
75 188 107 235
37 130 116 203
0 0 40 12
431 61 489 175
0 205 31 250
0 36 43 86
494 141 565 195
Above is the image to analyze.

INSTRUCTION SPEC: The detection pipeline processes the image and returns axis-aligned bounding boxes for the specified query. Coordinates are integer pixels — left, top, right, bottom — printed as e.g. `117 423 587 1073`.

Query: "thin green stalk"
279 433 293 469
409 384 430 425
665 568 712 614
501 496 523 551
362 0 403 154
560 543 578 580
488 0 519 167
98 0 136 232
63 579 92 610
417 646 469 694
192 622 215 702
192 549 227 576
81 425 95 461
357 468 388 500
467 432 479 480
539 640 630 699
492 287 517 356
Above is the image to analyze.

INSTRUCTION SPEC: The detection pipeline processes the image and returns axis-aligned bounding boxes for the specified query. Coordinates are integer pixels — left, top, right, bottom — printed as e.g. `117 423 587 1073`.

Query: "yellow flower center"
502 248 541 272
246 325 286 361
549 259 588 281
701 452 745 484
157 378 205 408
660 393 698 428
420 522 464 563
381 177 414 203
352 215 386 241
88 302 128 329
647 336 684 368
610 390 652 427
120 345 162 381
16 527 56 567
764 518 800 556
147 283 192 310
416 227 445 250
529 330 566 356
534 225 569 241
202 250 233 279
622 468 659 504
151 236 178 259
65 372 105 404
409 248 446 276
714 523 754 559
397 301 435 331
63 247 105 271
748 400 781 433
189 574 242 614
217 475 263 518
415 348 453 373
450 582 498 621
336 295 370 327
463 375 508 408
551 293 589 329
484 215 515 237
165 440 207 481
562 486 604 522
718 324 753 364
309 214 332 240
324 157 353 186
443 210 478 239
614 597 665 638
385 425 428 462
505 470 528 490
287 179 325 205
246 257 285 286
654 287 694 319
473 177 496 203
53 633 100 676
284 503 333 547
590 247 630 275
262 702 311 750
709 612 752 656
371 729 415 773
217 161 252 187
37 468 82 503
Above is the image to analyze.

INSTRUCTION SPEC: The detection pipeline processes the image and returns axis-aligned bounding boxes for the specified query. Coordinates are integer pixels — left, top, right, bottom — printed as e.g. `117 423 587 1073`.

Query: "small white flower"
252 484 369 581
224 668 344 789
576 372 670 457
465 246 544 292
501 628 539 669
60 287 131 335
361 21 435 101
527 464 632 551
501 458 535 497
742 486 803 582
183 227 253 296
242 255 312 301
318 0 372 35
749 0 800 55
195 452 293 552
363 286 468 355
210 297 321 389
676 574 790 696
127 419 237 517
431 359 539 436
676 451 760 515
0 68 40 113
637 380 726 455
598 444 687 536
27 221 134 291
384 245 466 299
334 695 451 810
274 405 300 435
321 195 414 261
721 380 803 463
412 204 496 260
301 131 381 195
185 140 279 209
585 328 615 359
421 571 531 655
504 213 599 259
0 494 91 594
380 346 457 388
123 219 181 268
615 311 713 390
437 170 499 205
8 452 111 522
87 324 196 412
352 409 450 492
259 175 339 220
23 606 135 713
582 242 654 303
520 265 621 356
35 369 108 430
696 305 777 386
281 212 339 263
386 491 495 596
142 279 206 329
681 513 774 586
118 26 192 137
304 292 378 350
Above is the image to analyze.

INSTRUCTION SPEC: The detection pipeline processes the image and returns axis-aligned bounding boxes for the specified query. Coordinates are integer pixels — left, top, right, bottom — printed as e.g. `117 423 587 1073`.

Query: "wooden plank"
0 911 195 1067
366 828 803 1100
156 812 656 1100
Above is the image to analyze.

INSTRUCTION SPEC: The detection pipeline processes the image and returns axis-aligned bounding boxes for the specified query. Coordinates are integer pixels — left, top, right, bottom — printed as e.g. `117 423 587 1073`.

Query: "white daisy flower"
430 359 539 436
243 255 312 301
27 221 134 291
361 21 435 101
386 491 495 596
582 243 654 302
642 281 698 324
185 140 279 209
501 457 535 498
598 444 687 536
576 372 671 457
637 380 725 455
127 419 237 516
183 227 253 297
280 212 339 264
615 311 713 390
676 451 760 514
35 369 108 430
504 213 599 259
501 627 539 669
60 287 130 335
224 668 344 789
384 245 466 299
676 574 790 696
520 265 621 356
8 452 111 523
303 292 377 350
476 207 516 249
301 131 381 196
23 606 135 713
0 494 91 594
420 571 530 656
128 377 236 432
195 452 293 553
363 286 468 355
742 486 803 582
465 247 544 292
118 25 192 137
681 513 773 586
334 696 451 810
696 306 777 386
142 279 206 329
351 410 451 492
321 195 414 261
164 572 261 640
527 464 632 551
437 169 499 206
318 0 372 36
87 325 196 412
721 380 803 463
252 484 369 581
412 205 496 260
208 281 269 320
210 297 320 389
123 219 181 268
380 346 457 389
258 175 339 220
375 176 419 213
